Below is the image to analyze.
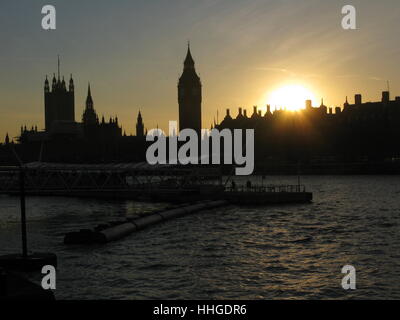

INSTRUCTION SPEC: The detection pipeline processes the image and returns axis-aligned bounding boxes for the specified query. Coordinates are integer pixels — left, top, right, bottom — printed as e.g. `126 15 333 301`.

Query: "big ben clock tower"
178 43 202 136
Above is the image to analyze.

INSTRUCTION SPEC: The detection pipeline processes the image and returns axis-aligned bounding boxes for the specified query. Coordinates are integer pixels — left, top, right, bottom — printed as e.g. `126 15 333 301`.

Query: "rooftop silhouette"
1 48 400 174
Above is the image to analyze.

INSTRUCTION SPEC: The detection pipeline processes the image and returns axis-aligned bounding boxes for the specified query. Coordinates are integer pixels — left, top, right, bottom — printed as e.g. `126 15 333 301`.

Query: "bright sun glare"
266 85 316 111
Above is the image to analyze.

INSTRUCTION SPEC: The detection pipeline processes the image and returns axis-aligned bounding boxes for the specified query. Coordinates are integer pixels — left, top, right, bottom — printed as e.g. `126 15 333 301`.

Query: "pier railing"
0 163 223 194
225 184 307 193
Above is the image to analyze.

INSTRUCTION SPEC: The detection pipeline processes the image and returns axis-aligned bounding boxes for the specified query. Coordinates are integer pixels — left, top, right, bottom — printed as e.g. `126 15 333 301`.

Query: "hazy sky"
1 0 400 142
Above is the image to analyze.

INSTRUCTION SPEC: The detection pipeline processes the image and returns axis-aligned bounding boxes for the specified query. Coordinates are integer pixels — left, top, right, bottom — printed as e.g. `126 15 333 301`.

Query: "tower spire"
136 110 144 137
86 83 93 109
184 42 195 69
69 74 74 92
178 42 202 134
44 75 50 92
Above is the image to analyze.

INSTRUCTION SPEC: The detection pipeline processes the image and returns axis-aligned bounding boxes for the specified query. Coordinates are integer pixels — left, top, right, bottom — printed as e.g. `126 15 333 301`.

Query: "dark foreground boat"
0 268 55 300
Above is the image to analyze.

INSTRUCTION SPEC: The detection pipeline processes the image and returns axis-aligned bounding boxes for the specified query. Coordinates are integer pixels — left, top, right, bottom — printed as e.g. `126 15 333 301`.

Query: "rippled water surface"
1 175 400 299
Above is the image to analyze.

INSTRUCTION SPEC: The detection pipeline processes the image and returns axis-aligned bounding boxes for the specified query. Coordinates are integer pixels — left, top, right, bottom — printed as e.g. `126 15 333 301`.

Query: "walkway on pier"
0 162 222 199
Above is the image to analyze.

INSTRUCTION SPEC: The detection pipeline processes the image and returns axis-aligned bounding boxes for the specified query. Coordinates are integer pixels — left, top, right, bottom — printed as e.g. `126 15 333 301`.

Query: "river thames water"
0 175 400 299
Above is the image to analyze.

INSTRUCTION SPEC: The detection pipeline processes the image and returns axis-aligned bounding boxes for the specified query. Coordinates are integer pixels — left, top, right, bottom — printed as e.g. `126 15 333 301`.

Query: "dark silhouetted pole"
20 168 28 258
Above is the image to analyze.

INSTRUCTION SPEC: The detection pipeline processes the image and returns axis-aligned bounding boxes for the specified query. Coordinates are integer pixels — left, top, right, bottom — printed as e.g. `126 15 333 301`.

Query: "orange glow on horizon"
264 84 317 111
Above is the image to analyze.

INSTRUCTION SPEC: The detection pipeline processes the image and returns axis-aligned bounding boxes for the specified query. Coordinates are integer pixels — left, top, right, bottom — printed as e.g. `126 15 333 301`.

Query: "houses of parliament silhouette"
2 46 400 172
17 57 139 144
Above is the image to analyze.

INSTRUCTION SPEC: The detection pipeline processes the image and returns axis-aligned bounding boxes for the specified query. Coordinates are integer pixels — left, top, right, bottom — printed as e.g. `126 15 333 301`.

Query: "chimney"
355 94 362 105
238 107 243 116
382 91 390 103
226 109 230 117
306 100 312 109
253 106 257 115
243 109 248 118
335 107 342 114
267 105 271 113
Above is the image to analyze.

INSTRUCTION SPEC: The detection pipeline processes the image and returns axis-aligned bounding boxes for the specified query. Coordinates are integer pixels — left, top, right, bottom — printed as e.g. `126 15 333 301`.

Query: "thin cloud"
336 74 384 81
254 67 295 76
254 67 321 79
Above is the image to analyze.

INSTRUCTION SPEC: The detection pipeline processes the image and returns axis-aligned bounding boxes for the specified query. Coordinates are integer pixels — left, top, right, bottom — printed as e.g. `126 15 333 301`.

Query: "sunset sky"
1 0 400 142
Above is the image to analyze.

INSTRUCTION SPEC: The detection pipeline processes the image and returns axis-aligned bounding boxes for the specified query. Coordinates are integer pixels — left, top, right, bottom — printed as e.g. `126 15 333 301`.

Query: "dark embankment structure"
0 268 55 300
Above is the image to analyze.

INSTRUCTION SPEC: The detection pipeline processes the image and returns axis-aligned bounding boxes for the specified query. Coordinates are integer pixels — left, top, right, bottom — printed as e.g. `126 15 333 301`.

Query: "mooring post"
19 168 28 259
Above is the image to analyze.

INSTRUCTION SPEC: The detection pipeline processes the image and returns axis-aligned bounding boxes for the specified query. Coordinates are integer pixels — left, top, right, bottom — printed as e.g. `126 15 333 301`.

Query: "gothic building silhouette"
4 133 10 145
44 73 75 132
81 84 123 142
5 49 400 168
82 84 97 127
178 44 202 135
215 91 400 162
136 111 144 137
19 58 144 145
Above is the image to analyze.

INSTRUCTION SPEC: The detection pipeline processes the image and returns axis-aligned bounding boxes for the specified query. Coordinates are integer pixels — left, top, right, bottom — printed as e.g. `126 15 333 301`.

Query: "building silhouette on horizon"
18 57 145 145
44 59 75 132
178 43 202 135
3 47 400 166
81 84 123 142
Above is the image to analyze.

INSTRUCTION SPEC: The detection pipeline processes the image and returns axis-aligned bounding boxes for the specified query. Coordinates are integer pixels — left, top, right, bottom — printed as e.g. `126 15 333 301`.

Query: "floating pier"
0 163 313 246
0 163 313 205
64 200 228 244
64 184 312 245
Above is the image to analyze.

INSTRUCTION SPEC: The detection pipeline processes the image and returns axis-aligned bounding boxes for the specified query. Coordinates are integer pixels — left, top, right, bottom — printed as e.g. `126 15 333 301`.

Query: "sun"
265 85 316 111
